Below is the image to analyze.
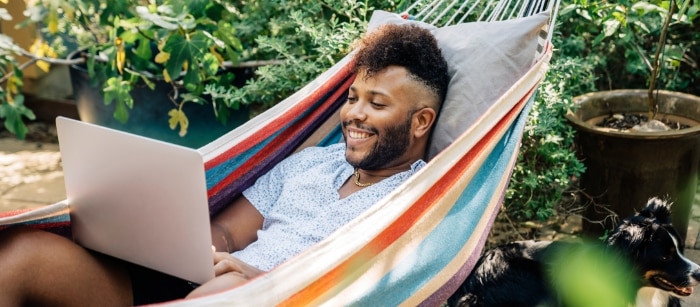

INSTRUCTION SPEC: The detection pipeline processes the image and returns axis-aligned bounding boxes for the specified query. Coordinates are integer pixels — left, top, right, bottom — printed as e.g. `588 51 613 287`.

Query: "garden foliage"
504 0 700 221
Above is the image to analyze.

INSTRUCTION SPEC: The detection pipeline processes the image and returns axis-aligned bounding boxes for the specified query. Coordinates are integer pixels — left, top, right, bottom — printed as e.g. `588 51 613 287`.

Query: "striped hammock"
1 0 559 305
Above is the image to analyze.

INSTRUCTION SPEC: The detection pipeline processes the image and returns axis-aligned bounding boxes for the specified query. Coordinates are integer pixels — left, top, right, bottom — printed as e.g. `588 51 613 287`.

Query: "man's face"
341 66 424 170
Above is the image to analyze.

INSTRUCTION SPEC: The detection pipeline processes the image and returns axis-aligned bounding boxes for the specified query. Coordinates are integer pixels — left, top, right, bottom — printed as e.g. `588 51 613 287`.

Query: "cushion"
367 10 550 159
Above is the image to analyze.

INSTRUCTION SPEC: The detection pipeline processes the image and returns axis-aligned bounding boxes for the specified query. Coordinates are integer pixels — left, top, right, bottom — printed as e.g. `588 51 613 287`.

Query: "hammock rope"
406 0 558 24
406 0 560 44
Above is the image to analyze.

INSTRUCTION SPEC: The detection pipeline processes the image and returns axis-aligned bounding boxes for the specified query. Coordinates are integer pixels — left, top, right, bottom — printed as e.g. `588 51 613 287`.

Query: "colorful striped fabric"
0 2 556 305
158 42 552 307
0 201 71 237
200 55 357 216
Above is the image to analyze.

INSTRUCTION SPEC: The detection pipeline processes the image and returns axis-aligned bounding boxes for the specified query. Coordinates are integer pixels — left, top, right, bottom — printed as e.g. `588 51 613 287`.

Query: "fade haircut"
352 23 450 110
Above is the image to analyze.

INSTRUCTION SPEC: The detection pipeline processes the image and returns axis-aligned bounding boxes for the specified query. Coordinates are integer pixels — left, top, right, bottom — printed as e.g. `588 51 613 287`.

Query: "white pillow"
367 10 550 159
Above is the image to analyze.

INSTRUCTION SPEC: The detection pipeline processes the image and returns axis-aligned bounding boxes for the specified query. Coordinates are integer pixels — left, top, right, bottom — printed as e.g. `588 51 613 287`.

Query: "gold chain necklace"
353 169 374 187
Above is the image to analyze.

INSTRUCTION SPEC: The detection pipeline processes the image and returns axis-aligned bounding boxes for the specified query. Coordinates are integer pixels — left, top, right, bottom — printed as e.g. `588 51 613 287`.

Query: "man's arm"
210 196 264 253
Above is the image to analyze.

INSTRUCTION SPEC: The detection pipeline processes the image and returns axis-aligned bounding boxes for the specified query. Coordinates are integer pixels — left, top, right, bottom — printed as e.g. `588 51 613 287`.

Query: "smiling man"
190 22 450 299
0 23 449 306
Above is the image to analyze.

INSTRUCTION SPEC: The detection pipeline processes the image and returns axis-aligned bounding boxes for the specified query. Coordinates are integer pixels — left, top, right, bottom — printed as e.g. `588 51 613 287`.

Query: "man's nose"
346 101 368 121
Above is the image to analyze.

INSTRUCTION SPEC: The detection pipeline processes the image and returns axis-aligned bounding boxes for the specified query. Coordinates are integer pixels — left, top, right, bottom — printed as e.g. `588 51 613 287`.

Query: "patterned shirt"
232 143 425 270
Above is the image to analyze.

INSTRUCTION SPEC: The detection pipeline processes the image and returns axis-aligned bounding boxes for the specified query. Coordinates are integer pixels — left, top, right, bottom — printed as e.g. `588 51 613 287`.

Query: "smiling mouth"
347 130 373 139
653 276 694 296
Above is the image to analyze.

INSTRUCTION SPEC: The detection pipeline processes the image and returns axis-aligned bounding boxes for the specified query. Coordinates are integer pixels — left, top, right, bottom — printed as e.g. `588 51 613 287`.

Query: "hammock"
1 0 559 305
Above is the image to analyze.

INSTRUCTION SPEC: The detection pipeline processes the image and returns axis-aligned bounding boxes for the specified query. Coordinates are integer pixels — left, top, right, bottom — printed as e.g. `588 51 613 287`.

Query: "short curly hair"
352 23 449 110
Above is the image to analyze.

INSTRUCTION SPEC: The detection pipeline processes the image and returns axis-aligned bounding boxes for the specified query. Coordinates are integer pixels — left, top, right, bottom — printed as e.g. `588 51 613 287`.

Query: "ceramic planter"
565 89 700 240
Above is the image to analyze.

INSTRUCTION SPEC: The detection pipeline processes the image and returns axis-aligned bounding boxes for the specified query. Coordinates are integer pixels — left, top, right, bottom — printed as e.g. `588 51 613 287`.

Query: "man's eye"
347 97 357 103
371 102 385 108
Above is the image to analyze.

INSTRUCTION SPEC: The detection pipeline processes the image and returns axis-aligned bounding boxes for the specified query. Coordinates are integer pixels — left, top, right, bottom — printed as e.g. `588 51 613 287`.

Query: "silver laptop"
56 116 215 284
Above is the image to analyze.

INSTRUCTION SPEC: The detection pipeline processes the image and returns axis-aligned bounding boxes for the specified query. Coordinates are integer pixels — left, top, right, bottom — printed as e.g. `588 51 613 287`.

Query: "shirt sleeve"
242 160 287 217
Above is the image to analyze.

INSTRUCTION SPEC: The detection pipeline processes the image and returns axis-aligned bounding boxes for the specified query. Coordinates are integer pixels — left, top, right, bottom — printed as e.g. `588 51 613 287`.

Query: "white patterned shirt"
232 143 425 270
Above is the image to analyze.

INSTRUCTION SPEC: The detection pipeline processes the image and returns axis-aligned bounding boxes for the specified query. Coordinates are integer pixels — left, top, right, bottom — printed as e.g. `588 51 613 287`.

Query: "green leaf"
631 1 664 16
201 53 220 76
181 93 205 105
134 36 154 63
1 95 34 139
103 77 133 123
87 45 97 78
577 7 593 20
183 68 200 92
185 0 211 16
558 4 576 16
162 32 213 81
214 22 243 52
119 29 139 44
602 19 621 38
113 99 130 124
135 6 179 30
139 74 156 90
215 102 230 125
592 32 607 45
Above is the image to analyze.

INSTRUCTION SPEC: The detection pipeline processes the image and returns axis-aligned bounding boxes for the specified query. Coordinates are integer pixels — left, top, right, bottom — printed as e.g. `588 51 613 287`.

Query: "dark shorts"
122 260 198 305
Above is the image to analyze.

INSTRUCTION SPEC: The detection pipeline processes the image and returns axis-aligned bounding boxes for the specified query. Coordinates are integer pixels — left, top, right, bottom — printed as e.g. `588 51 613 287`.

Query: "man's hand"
212 248 265 280
186 248 267 299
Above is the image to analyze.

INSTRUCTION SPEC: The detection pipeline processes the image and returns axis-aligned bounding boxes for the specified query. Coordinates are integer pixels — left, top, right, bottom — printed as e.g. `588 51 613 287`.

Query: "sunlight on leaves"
115 38 125 74
168 107 189 137
162 68 171 83
155 51 170 64
28 39 58 72
135 5 179 30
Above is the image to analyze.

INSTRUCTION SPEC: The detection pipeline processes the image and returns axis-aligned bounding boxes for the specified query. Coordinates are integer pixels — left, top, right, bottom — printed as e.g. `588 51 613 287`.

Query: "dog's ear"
607 222 646 257
638 197 673 225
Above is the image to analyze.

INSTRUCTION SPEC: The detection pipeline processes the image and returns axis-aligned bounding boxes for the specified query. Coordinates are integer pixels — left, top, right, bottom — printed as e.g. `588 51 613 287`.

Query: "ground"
0 121 59 144
486 207 583 250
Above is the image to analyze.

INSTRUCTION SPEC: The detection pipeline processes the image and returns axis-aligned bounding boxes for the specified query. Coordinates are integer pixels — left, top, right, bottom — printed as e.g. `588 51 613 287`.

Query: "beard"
342 112 413 170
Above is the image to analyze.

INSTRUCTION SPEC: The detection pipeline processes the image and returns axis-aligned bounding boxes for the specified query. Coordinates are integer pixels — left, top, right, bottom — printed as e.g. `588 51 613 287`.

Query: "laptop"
56 116 215 285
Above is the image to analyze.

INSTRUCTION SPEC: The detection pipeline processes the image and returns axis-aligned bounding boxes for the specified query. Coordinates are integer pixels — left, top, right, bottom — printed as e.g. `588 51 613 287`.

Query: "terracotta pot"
565 89 700 240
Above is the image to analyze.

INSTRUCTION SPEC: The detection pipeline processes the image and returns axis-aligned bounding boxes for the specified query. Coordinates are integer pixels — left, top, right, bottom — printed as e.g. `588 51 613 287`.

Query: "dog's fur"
449 198 700 307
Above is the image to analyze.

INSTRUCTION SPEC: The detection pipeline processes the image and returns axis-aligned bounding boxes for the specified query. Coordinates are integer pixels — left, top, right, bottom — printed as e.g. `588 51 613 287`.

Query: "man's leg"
186 272 249 299
0 226 132 306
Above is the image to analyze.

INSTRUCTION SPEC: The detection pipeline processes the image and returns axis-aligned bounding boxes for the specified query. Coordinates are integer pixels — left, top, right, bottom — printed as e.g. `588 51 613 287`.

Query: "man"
0 23 449 306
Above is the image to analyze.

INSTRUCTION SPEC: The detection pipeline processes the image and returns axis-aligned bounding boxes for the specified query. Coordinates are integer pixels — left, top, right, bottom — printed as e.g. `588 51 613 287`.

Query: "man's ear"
413 107 437 138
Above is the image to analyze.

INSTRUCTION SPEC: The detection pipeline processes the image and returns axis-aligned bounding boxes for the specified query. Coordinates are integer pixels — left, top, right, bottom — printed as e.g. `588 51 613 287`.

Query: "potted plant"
0 0 251 146
0 0 403 146
564 0 700 240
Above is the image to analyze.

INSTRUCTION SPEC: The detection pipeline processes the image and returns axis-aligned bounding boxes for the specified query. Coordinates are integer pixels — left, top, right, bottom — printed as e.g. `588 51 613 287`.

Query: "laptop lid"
56 116 215 284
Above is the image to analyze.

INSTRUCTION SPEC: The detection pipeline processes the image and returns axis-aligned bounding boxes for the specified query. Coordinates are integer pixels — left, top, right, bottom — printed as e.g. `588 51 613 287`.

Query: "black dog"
449 198 700 306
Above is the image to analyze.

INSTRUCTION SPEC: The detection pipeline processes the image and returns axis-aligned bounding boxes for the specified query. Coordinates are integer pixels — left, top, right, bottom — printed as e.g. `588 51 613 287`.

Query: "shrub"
557 0 700 95
504 0 700 222
0 0 405 138
201 0 406 115
504 53 596 221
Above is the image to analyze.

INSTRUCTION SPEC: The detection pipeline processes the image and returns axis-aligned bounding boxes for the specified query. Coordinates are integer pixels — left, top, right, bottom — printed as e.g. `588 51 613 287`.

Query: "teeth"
681 287 693 295
348 130 371 139
654 276 695 296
